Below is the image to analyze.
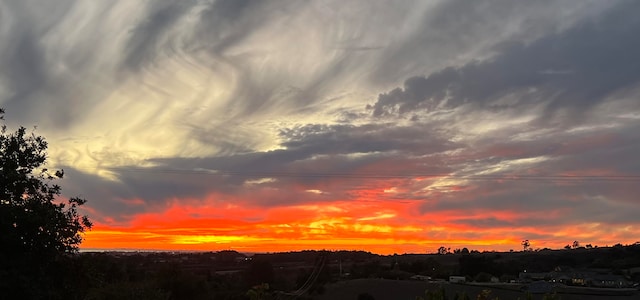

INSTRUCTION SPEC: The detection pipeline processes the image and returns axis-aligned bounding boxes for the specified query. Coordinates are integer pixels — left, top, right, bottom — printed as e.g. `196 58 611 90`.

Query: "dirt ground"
316 279 639 300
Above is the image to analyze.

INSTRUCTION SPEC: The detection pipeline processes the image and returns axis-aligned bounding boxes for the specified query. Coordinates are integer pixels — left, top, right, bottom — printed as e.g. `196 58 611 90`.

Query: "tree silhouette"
0 109 92 298
521 240 531 251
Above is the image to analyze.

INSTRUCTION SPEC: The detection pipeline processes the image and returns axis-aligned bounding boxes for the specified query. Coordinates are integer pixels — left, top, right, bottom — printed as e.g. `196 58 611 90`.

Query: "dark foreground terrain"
17 243 638 299
318 279 639 300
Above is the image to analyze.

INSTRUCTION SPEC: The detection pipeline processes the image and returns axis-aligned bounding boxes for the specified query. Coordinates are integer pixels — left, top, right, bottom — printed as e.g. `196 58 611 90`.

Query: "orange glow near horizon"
81 195 640 255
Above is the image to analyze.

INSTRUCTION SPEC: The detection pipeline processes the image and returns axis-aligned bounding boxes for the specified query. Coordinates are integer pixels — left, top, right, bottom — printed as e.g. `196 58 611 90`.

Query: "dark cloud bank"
369 1 640 121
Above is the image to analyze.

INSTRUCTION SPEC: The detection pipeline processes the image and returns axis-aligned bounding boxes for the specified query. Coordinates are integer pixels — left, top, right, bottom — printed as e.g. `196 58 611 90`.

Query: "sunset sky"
1 0 640 254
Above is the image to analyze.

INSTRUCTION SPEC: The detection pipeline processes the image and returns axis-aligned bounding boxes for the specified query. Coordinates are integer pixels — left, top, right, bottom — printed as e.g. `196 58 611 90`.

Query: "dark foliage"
0 109 92 299
357 292 376 300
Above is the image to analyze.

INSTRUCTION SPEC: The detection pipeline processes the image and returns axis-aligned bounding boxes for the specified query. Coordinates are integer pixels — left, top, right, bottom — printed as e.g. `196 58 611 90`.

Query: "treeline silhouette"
46 250 364 299
29 244 639 299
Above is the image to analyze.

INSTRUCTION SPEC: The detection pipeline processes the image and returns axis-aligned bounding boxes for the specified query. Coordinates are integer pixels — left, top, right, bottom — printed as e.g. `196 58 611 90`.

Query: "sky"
1 0 640 255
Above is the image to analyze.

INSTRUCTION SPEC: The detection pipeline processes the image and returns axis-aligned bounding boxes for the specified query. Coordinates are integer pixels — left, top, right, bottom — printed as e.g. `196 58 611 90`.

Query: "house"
518 271 548 282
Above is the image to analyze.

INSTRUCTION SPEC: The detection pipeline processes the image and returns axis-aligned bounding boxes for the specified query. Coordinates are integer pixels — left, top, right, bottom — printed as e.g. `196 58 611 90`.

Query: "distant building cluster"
518 266 634 288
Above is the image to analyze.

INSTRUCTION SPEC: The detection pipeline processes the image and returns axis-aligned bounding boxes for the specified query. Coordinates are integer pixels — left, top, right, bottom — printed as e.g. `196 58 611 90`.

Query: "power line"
277 253 326 299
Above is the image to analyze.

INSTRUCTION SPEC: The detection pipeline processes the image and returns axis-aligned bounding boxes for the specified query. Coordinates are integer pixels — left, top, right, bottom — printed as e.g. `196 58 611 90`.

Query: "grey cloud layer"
60 121 457 221
370 1 640 120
